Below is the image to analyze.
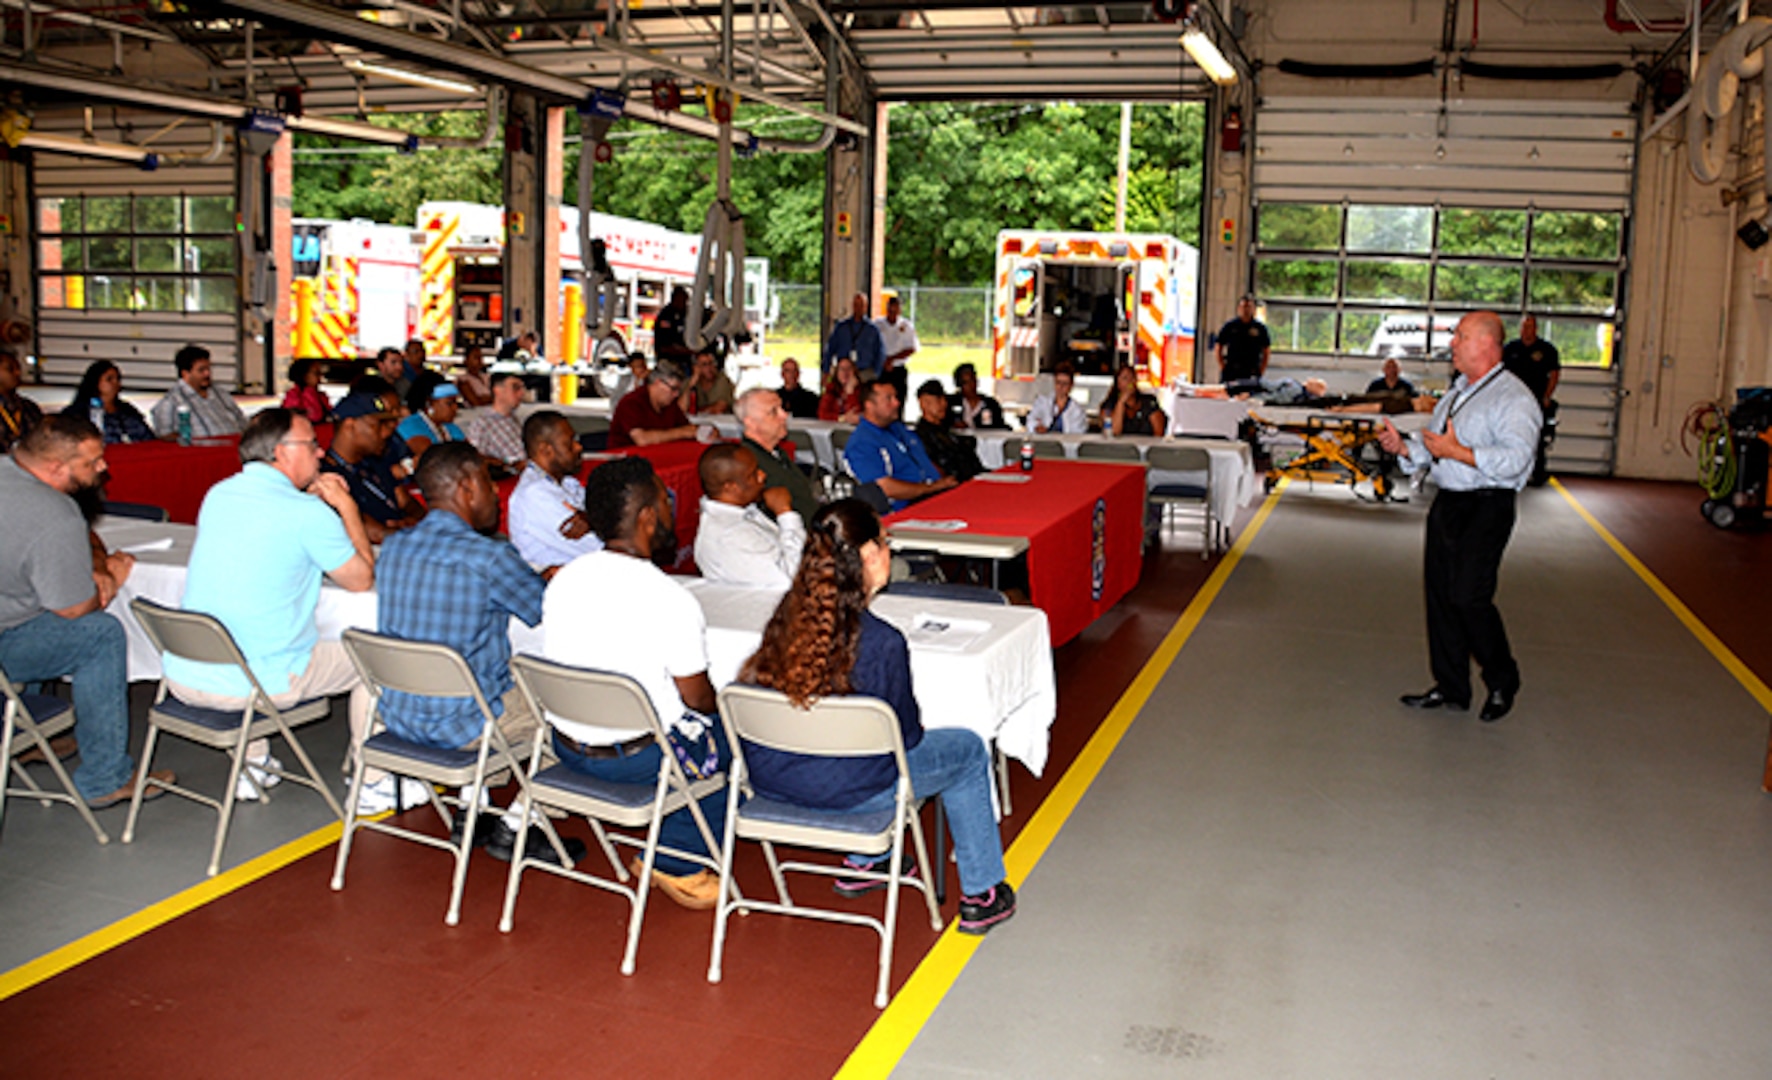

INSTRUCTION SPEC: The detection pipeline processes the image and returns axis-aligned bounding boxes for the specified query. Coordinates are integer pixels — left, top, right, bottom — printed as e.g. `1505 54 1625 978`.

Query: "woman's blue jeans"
847 728 1006 897
551 723 729 877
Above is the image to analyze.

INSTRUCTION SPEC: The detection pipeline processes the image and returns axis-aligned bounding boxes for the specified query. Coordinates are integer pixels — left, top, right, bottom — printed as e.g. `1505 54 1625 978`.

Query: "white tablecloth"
1164 394 1252 439
96 521 1057 777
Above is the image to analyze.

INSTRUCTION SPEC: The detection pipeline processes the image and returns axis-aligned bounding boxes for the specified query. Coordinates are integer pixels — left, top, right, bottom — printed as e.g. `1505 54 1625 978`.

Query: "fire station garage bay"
2 2 1771 1078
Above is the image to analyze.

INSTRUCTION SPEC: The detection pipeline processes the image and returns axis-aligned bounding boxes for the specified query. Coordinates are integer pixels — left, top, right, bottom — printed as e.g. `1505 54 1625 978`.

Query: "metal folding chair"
1 665 109 843
127 598 343 875
1076 440 1144 463
1029 439 1068 460
499 656 736 973
709 684 943 1009
1145 444 1220 558
333 628 563 926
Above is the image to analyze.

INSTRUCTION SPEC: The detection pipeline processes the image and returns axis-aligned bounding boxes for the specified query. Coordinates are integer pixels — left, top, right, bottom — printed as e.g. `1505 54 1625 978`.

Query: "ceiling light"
1181 26 1237 86
285 114 417 150
346 59 478 96
17 131 158 167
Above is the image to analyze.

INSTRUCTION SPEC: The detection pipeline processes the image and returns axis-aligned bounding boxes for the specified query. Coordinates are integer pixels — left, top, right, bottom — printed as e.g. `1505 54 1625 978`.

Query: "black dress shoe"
448 812 500 850
1400 687 1469 711
487 820 586 867
1479 687 1516 723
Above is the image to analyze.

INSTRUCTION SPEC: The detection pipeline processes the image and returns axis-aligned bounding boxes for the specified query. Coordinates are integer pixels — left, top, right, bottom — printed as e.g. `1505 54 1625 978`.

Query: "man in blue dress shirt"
844 380 958 511
1380 311 1541 723
823 292 885 381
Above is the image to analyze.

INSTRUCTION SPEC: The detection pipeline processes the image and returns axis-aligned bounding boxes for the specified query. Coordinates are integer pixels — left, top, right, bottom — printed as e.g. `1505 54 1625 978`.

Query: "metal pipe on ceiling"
209 0 589 102
583 34 866 134
0 0 176 44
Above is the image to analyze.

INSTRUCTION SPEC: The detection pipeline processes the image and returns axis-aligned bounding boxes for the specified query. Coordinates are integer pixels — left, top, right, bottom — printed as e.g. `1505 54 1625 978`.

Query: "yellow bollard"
562 281 584 367
66 274 84 310
292 278 315 357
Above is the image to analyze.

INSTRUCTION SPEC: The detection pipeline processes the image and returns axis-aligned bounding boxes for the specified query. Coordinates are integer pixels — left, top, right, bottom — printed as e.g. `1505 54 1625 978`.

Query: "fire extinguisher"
1222 106 1244 154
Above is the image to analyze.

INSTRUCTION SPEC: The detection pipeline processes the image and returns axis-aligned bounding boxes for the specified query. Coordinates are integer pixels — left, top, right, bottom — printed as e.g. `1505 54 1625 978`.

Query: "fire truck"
289 219 421 361
413 200 770 364
991 228 1199 388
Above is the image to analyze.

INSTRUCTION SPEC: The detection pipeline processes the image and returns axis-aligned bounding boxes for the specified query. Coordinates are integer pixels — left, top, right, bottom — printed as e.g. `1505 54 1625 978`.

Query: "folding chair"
709 685 943 1008
333 628 562 926
1146 444 1220 559
1076 440 1144 463
100 501 170 522
1029 439 1068 460
785 427 822 473
1 664 108 843
127 598 342 875
499 656 735 974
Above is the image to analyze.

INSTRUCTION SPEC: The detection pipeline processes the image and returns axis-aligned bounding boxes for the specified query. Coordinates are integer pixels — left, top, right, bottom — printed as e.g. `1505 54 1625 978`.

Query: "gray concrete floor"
897 484 1772 1079
0 685 355 973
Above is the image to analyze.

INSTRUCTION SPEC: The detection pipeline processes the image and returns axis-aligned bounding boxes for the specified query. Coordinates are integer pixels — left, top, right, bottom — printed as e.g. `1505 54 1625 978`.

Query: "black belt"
1439 487 1514 498
562 732 653 759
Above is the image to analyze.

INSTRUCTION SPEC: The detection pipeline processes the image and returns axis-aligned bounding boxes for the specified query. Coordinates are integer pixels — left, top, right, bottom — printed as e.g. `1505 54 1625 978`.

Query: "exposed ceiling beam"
209 0 590 102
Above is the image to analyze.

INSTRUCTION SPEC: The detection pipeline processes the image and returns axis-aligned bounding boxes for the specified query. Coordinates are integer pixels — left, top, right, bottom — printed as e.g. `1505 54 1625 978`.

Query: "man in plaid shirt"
375 442 581 866
466 372 527 469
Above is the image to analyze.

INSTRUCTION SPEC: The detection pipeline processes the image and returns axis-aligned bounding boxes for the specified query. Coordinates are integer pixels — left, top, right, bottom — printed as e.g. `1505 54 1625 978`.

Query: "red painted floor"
0 539 1218 1080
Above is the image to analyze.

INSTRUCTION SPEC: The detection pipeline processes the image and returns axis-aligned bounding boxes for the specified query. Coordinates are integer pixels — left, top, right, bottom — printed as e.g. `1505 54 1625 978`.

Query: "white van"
1366 313 1457 360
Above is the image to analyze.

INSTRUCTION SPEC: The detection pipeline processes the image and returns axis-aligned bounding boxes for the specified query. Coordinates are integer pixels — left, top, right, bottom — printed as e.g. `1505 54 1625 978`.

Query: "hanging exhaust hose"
1687 17 1772 186
579 115 621 358
687 197 747 352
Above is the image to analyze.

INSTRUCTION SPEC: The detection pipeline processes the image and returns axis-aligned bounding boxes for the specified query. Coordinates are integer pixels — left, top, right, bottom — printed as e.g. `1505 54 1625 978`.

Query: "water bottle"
176 405 192 446
88 397 104 436
1020 438 1034 473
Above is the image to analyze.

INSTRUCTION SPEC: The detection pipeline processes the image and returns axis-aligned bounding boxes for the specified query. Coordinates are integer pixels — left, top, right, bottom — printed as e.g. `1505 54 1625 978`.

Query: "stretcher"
1251 407 1415 502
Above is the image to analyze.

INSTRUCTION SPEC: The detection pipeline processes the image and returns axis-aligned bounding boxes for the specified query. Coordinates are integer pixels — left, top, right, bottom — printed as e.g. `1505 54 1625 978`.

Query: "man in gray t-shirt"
0 416 170 806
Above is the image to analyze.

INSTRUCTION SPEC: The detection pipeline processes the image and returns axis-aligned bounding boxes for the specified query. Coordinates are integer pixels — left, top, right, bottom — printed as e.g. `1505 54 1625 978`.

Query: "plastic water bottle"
1020 438 1034 472
88 397 104 435
176 405 192 446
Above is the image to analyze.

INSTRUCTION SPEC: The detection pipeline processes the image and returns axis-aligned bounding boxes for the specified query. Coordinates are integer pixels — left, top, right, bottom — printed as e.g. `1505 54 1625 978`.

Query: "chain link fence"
770 282 992 345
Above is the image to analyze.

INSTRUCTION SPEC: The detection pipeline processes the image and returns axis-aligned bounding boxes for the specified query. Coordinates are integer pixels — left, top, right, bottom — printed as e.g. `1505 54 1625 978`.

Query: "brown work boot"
629 856 720 910
87 769 176 810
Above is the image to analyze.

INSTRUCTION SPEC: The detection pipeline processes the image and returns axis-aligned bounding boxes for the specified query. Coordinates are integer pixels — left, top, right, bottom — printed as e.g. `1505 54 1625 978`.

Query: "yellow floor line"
1551 478 1772 715
0 817 358 1002
836 481 1291 1079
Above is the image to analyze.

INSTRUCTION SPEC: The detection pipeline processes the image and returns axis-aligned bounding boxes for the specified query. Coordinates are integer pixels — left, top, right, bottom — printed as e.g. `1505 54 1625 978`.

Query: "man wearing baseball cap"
322 391 425 542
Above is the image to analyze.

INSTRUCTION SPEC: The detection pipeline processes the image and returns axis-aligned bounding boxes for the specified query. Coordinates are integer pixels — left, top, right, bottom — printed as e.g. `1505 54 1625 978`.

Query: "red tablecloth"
100 425 336 525
886 460 1146 646
102 437 243 525
495 438 712 569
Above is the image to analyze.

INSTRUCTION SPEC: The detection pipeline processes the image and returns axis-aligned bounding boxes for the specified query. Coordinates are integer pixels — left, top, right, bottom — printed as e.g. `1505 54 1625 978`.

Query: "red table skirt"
886 460 1146 646
100 425 336 525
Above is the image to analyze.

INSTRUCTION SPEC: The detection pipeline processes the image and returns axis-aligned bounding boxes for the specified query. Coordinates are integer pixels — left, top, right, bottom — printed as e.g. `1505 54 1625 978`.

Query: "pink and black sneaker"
957 881 1016 935
832 851 919 898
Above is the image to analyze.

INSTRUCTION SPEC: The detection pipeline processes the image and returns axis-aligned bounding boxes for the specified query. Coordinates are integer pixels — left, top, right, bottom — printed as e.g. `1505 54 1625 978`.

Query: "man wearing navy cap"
323 391 425 543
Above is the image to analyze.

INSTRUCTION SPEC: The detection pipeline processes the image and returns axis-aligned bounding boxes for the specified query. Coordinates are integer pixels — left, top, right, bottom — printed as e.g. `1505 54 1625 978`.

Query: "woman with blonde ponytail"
739 498 1017 935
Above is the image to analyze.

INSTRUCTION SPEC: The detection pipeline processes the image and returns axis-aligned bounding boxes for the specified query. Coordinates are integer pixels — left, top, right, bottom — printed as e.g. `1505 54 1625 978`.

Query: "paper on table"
119 537 175 554
905 613 990 652
891 519 968 532
972 473 1032 484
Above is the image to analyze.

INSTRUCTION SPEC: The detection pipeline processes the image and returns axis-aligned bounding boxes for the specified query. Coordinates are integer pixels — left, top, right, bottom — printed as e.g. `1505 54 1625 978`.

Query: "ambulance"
288 219 421 361
991 228 1199 388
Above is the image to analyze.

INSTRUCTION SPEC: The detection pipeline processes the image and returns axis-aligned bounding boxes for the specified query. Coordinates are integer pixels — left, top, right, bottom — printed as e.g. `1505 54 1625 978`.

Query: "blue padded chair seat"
739 795 895 837
1150 482 1208 498
532 763 656 809
361 730 478 770
155 696 329 732
17 694 72 725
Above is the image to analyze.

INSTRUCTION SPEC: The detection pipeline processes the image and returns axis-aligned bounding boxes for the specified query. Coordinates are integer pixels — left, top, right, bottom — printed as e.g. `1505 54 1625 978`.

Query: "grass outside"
762 338 993 384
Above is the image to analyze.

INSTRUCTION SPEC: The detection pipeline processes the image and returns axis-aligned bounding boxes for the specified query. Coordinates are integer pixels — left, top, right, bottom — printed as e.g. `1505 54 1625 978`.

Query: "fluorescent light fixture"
346 59 479 96
1181 26 1237 86
18 131 157 167
285 113 418 150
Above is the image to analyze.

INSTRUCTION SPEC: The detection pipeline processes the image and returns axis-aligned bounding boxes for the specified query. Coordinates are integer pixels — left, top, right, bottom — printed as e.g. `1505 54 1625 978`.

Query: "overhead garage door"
31 110 242 394
1250 96 1635 476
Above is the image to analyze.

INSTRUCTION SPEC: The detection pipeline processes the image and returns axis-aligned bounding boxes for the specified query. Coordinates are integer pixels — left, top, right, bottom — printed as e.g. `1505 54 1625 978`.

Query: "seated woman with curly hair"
737 498 1016 935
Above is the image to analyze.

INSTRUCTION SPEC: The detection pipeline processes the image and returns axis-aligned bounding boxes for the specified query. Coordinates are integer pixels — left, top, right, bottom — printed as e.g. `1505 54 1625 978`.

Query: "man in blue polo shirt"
823 292 886 381
163 409 418 813
843 380 958 511
375 442 582 865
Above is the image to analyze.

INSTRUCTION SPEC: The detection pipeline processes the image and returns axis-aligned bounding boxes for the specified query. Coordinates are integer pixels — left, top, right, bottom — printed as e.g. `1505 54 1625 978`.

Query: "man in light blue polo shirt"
507 410 602 573
843 380 957 511
162 409 414 811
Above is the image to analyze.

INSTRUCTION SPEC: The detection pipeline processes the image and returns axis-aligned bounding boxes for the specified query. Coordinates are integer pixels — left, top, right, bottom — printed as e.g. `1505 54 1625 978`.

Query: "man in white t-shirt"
873 295 918 402
541 456 727 909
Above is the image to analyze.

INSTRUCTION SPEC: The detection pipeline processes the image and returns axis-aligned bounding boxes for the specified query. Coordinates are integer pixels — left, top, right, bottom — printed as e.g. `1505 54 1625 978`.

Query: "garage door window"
37 195 237 314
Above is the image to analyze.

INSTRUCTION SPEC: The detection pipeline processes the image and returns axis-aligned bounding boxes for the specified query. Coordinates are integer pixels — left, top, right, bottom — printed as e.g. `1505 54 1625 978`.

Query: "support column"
0 156 32 378
270 132 293 389
542 105 565 361
503 91 547 351
1197 87 1251 383
819 40 875 372
869 100 890 317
